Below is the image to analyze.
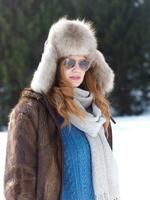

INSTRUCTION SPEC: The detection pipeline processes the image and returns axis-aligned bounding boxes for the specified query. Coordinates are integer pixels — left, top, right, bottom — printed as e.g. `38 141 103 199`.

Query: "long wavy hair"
47 57 111 138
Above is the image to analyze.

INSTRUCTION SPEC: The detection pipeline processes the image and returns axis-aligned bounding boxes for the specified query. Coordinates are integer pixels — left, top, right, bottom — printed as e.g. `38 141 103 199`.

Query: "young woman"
4 17 120 200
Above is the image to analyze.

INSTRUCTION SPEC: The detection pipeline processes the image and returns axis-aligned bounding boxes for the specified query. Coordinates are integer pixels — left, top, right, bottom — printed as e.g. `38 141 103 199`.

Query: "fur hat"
30 16 115 95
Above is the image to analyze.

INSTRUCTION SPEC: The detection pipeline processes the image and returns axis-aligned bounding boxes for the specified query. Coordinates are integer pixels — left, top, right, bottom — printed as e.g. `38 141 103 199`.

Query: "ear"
30 40 58 94
92 50 115 95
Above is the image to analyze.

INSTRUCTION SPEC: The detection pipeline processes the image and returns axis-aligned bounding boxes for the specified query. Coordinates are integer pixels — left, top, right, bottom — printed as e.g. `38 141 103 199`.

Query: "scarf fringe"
95 193 120 200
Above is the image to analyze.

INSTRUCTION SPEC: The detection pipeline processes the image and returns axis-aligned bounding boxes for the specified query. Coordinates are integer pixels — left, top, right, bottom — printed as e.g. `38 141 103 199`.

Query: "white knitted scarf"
68 87 120 200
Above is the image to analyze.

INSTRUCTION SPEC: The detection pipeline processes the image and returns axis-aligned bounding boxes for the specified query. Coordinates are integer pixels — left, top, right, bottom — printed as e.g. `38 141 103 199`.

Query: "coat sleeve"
4 102 38 200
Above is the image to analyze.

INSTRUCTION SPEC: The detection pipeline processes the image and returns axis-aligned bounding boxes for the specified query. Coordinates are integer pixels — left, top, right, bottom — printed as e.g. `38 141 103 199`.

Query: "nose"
72 62 80 71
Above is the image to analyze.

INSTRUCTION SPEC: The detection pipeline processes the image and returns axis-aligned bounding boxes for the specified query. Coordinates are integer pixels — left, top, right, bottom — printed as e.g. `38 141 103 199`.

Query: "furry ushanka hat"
30 16 115 95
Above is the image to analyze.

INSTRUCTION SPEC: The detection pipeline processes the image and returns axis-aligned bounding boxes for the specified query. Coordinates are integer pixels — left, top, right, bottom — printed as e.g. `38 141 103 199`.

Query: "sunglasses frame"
62 57 91 71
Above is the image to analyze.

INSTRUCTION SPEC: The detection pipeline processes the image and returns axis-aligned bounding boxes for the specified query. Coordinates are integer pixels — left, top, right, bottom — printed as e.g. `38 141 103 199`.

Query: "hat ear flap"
92 50 115 95
30 40 58 94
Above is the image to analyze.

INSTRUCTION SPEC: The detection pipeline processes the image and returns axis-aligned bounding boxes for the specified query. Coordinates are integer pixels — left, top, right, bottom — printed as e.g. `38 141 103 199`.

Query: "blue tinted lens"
63 59 75 68
79 60 90 70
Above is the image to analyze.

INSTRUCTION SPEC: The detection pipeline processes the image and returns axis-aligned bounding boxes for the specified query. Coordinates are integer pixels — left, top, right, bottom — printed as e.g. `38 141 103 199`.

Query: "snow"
0 114 150 200
0 132 7 199
112 114 150 200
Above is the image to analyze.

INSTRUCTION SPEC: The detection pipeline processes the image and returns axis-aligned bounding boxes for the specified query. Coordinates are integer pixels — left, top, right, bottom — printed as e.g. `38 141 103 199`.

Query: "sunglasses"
62 58 91 71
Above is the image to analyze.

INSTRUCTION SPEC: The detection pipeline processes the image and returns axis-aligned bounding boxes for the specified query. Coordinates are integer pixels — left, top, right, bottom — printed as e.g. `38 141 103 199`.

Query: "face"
61 55 89 88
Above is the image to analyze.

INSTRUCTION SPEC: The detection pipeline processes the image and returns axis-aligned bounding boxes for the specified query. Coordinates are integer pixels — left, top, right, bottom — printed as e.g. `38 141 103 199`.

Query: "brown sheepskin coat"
4 87 113 200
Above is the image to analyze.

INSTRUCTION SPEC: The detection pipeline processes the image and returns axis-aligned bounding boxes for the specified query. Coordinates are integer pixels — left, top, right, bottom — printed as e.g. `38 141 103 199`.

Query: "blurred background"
0 0 150 199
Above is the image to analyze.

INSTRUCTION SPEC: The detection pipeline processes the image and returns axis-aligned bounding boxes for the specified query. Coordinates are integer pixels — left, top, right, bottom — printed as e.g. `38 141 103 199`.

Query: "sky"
0 114 150 200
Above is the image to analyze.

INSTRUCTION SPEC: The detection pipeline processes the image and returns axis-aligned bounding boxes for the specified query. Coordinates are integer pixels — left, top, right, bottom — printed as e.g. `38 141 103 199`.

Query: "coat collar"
21 87 43 100
20 87 62 129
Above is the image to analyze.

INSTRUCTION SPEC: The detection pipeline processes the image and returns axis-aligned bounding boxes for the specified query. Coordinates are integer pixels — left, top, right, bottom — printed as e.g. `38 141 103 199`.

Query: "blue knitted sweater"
56 114 95 200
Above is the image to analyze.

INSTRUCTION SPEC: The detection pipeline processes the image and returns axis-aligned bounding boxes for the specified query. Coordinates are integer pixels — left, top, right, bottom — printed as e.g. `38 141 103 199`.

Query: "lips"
69 76 81 80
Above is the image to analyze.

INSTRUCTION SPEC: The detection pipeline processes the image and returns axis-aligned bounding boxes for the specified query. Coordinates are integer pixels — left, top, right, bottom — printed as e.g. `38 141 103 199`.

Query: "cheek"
64 70 70 79
81 71 86 80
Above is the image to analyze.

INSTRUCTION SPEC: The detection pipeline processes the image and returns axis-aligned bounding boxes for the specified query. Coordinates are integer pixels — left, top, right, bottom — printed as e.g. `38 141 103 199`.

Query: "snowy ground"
111 114 150 200
0 131 7 200
0 114 150 200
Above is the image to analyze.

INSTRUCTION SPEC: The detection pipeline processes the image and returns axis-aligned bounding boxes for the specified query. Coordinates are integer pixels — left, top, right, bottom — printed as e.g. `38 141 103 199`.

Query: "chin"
69 79 83 88
72 83 82 88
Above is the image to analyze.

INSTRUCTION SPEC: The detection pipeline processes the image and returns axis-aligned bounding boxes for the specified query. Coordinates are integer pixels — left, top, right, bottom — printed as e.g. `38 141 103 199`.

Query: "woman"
4 17 120 200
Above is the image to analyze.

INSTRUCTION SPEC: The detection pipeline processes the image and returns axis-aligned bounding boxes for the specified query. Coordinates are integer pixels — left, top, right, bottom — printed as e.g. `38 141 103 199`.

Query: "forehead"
68 55 87 60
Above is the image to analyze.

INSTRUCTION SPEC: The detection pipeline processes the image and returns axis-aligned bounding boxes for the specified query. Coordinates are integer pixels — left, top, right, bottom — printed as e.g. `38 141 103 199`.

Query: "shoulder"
8 87 50 129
